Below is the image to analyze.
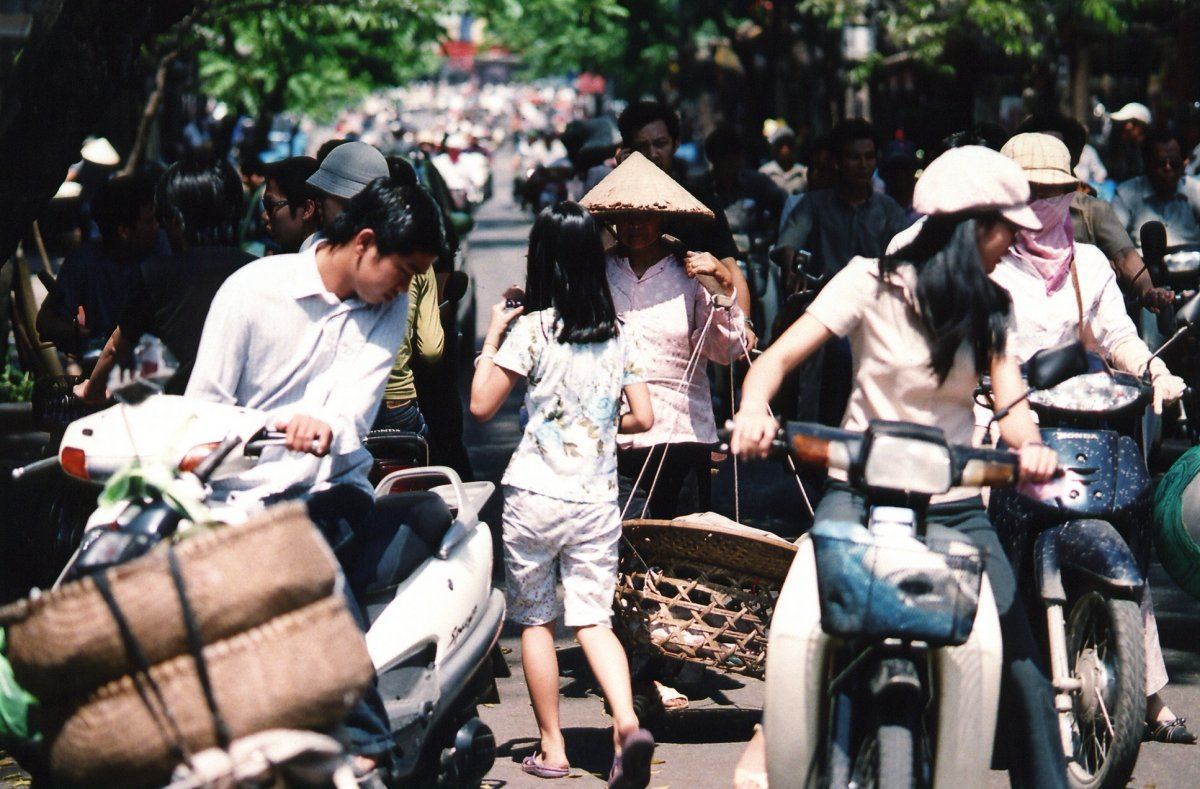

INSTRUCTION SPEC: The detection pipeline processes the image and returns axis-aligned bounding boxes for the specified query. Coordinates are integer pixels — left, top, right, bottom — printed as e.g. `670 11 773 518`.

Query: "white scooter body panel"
60 396 265 481
766 525 1003 788
366 521 495 672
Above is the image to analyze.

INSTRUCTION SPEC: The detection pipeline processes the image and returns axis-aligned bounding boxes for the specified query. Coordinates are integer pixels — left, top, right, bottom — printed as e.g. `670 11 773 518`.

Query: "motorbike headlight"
862 435 953 495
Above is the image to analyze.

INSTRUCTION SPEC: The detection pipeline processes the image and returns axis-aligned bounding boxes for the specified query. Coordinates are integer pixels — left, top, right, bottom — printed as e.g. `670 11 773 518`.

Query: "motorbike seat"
361 491 454 594
362 430 429 465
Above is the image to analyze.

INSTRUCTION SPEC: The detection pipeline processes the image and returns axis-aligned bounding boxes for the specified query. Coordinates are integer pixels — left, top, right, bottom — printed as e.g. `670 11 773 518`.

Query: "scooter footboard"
765 536 827 789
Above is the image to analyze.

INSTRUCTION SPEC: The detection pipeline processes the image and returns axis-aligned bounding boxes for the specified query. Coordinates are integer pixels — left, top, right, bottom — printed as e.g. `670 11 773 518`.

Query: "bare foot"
734 727 767 788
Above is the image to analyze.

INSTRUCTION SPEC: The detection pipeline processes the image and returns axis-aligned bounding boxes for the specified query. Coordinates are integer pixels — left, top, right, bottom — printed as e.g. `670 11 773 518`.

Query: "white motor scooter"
17 392 506 786
757 344 1086 788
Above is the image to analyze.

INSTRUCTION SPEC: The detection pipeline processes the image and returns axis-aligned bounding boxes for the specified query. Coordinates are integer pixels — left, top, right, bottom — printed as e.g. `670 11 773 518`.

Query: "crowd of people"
18 82 1200 788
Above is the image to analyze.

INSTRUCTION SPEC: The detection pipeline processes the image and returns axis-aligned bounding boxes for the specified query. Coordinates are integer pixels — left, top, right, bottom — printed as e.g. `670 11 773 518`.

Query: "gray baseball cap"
307 141 389 200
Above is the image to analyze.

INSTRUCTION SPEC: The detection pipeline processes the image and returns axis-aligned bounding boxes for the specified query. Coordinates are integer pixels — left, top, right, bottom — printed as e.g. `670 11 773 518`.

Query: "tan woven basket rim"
0 503 311 625
622 518 796 582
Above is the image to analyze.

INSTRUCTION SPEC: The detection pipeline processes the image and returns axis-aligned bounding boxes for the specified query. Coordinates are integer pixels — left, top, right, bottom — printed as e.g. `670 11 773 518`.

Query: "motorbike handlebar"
243 431 323 457
10 455 61 483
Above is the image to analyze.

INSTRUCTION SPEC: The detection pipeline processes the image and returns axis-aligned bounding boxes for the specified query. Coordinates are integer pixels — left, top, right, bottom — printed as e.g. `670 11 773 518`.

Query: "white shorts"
501 485 621 628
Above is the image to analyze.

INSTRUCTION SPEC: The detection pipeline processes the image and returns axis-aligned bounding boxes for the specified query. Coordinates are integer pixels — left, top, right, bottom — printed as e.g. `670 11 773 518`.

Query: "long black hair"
524 202 618 344
881 212 1012 383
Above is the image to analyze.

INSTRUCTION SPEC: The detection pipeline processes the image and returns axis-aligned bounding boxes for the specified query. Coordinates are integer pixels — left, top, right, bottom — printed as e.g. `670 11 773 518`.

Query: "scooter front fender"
1034 520 1143 604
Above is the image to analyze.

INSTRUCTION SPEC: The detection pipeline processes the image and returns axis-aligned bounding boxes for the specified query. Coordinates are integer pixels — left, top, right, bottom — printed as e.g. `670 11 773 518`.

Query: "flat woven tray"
614 518 797 677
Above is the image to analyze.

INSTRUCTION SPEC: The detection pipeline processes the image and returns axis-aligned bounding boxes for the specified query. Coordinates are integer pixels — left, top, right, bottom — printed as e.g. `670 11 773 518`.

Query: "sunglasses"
260 196 290 215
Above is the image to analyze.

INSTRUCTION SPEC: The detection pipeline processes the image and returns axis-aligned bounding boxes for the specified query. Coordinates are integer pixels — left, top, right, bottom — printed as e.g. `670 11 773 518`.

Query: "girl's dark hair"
325 177 445 257
882 212 1012 383
524 202 618 344
156 156 244 247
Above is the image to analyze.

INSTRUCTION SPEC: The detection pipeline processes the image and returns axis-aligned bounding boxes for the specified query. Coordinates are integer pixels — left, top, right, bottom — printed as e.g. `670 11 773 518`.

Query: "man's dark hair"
1143 126 1183 162
261 156 319 209
386 155 420 188
617 101 680 146
704 126 744 164
240 155 267 178
91 171 156 244
156 156 244 247
1016 113 1087 168
829 118 878 158
316 138 351 164
524 202 617 344
325 177 445 258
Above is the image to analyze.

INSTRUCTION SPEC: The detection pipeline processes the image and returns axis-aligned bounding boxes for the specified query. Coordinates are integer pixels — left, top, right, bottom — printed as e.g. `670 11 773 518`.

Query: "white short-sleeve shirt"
494 308 643 503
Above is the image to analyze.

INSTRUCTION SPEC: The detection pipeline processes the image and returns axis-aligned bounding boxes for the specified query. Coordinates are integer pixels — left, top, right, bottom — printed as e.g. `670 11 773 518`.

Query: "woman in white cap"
729 146 1069 788
996 132 1194 744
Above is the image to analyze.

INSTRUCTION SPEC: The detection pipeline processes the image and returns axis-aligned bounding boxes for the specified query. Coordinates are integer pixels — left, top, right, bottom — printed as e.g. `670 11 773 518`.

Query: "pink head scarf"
1012 193 1075 294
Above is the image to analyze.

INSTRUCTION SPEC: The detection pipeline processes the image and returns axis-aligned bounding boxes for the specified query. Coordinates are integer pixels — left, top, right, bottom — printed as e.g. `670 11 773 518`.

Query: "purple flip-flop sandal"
522 753 571 779
608 728 655 788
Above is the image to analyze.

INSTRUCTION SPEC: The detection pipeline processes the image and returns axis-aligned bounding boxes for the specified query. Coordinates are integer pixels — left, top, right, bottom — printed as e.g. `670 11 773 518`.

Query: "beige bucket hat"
1000 132 1078 187
580 151 714 220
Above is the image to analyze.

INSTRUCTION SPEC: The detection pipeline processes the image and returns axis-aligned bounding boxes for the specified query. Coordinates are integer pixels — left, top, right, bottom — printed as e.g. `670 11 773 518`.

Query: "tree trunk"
1070 40 1091 124
119 49 179 178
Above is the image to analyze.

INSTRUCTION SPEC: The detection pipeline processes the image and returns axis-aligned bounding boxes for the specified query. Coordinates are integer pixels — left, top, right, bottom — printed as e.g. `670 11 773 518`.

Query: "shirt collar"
291 244 334 301
608 250 676 281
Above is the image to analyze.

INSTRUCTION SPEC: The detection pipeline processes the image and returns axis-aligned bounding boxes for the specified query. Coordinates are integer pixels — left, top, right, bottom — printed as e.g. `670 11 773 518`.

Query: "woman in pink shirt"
606 214 750 518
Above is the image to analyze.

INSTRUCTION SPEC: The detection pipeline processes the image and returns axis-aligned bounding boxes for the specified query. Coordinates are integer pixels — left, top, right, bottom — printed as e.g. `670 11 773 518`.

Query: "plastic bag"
0 627 38 742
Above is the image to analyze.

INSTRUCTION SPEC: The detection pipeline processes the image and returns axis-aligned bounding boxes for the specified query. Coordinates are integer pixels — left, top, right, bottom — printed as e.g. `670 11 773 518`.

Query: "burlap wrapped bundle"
40 596 373 788
0 503 337 701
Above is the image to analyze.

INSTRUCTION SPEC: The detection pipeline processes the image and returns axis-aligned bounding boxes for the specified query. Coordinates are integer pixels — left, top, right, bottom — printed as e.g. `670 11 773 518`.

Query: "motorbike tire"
849 715 916 789
1064 592 1144 789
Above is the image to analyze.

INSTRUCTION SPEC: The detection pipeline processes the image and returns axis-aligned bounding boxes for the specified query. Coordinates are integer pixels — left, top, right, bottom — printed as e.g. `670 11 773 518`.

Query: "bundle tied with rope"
0 503 374 788
581 153 808 676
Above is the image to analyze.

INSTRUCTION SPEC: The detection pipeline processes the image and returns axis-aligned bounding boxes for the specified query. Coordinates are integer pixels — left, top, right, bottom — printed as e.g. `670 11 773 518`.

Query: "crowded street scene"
2 1 1200 787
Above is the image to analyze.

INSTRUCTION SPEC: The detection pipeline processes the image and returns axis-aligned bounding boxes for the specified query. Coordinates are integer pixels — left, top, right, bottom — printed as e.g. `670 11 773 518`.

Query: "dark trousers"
304 485 452 761
372 398 429 437
617 442 713 520
813 483 1069 789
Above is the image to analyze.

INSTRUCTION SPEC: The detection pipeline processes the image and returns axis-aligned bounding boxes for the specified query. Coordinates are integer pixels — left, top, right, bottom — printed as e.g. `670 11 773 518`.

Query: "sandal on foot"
655 681 689 711
609 729 655 788
1145 717 1198 744
522 754 571 778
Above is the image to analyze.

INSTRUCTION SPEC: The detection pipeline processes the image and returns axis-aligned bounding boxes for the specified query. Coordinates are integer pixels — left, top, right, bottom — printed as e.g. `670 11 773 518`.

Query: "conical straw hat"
580 151 714 220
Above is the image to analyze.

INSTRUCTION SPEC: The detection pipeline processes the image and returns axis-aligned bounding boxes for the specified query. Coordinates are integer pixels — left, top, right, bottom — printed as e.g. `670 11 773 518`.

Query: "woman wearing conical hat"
581 152 754 520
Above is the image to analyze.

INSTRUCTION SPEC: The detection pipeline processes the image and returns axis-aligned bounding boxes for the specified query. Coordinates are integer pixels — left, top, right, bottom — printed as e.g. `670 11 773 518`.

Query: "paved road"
464 165 1200 788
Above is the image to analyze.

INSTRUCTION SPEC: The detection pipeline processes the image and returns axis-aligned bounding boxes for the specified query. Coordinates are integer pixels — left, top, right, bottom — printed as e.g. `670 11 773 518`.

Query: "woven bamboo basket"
614 517 797 678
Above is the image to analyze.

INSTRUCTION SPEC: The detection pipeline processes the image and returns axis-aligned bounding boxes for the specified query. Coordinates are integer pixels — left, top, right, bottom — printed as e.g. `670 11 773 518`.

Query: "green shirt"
383 268 444 402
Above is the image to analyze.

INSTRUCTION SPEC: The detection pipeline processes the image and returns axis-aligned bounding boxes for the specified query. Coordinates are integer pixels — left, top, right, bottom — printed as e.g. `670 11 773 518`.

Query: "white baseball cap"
913 145 1041 231
1110 102 1152 125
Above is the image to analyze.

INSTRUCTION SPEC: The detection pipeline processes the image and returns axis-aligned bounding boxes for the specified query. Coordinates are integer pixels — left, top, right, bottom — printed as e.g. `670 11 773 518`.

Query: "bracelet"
473 351 496 369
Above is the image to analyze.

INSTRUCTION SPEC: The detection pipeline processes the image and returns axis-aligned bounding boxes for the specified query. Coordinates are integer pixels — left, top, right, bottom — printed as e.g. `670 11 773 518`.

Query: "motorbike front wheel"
850 707 918 789
1064 592 1144 789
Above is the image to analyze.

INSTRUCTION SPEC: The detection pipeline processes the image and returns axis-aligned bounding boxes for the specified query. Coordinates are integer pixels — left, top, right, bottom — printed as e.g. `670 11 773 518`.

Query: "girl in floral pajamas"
470 202 656 787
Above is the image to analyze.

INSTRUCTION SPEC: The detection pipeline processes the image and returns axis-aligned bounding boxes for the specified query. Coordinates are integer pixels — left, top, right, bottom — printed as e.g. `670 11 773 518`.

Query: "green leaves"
187 0 444 119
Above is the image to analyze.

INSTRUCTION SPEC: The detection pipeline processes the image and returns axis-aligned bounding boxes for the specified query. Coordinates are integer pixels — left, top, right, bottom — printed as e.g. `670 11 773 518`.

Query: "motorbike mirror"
1026 340 1089 391
1140 221 1167 282
1176 291 1200 330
